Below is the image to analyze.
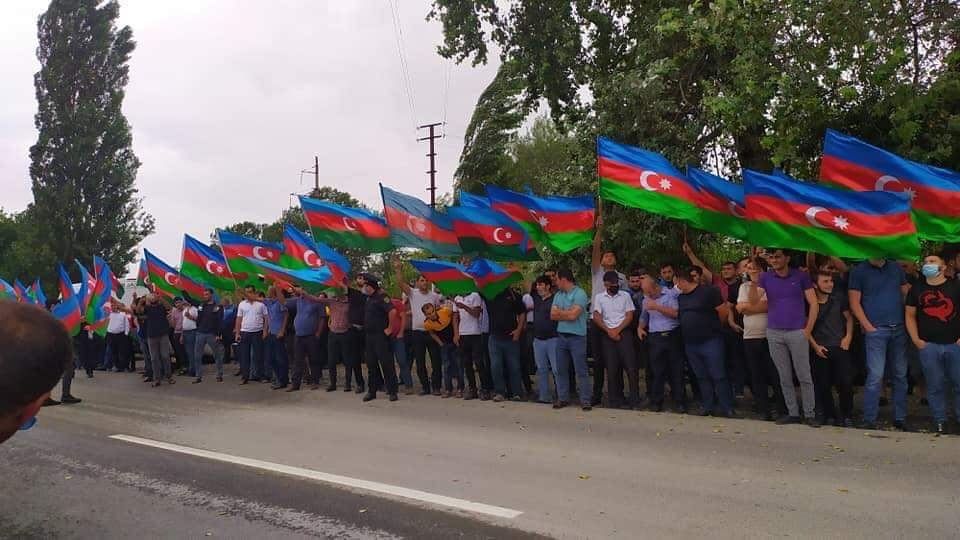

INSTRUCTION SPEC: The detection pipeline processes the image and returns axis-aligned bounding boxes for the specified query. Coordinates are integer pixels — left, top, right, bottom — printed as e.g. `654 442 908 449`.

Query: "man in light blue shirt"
263 286 289 389
551 269 592 411
638 276 685 412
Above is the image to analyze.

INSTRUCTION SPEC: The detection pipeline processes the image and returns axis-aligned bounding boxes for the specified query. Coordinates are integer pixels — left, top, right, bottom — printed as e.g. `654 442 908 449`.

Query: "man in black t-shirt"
488 286 526 401
136 293 175 386
905 254 960 435
360 274 398 402
807 271 855 426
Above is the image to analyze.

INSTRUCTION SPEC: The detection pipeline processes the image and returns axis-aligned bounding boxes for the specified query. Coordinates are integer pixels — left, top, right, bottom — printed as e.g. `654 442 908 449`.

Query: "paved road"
2 370 959 539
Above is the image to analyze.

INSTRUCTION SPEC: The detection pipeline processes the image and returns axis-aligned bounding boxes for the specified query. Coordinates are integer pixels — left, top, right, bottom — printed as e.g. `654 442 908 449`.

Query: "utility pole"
417 122 443 208
301 156 320 197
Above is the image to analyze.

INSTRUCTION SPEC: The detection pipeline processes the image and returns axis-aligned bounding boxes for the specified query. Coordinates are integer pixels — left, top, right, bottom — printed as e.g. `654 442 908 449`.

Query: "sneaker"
805 417 822 428
272 384 287 390
167 377 176 384
42 398 61 407
893 420 910 432
143 377 154 383
935 422 947 436
432 390 442 397
480 391 491 401
240 379 249 385
326 385 337 392
388 393 398 402
455 390 463 398
842 417 855 428
61 395 82 404
775 415 801 425
493 394 504 403
362 393 376 402
463 389 477 400
510 395 523 402
404 385 415 396
581 404 592 411
440 390 451 398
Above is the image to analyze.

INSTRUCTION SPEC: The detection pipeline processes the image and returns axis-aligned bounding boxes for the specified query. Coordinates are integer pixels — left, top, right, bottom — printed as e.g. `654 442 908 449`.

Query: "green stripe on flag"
696 209 748 240
747 220 920 260
310 228 394 252
599 177 701 225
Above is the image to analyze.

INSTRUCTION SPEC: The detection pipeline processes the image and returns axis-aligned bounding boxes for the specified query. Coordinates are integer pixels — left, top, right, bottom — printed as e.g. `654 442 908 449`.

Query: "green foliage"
29 0 154 285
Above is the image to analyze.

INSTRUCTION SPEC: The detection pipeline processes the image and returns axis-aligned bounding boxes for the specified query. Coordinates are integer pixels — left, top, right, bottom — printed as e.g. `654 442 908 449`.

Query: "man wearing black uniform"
346 277 367 394
360 274 399 402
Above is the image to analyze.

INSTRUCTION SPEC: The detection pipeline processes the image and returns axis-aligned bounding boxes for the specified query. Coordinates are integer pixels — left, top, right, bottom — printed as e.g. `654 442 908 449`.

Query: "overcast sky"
0 1 499 275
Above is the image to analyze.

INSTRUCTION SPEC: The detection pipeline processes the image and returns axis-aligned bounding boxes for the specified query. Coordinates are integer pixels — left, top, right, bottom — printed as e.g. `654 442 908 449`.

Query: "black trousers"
170 330 188 372
458 334 484 391
412 330 440 392
723 327 746 395
106 332 132 371
591 321 608 404
346 328 366 389
521 323 535 395
77 332 103 375
479 334 494 391
600 332 639 407
220 332 234 364
365 333 397 396
291 335 321 387
744 338 786 416
648 331 687 407
810 346 854 420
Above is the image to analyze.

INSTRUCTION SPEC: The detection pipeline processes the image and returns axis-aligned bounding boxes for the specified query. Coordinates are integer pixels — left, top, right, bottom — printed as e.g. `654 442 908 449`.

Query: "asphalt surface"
2 368 959 539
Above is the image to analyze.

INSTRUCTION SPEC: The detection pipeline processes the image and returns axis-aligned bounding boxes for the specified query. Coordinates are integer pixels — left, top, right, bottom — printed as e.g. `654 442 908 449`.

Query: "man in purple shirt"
757 249 821 427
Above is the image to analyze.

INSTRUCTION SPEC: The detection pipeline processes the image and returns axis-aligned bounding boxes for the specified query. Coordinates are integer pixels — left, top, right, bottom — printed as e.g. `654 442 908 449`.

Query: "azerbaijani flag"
381 184 461 256
819 129 960 241
52 295 82 336
216 230 283 292
447 205 537 261
0 278 17 301
744 169 920 259
459 190 490 208
409 259 478 296
465 258 522 299
686 167 748 240
298 196 393 252
57 264 75 301
14 279 29 303
75 260 96 311
181 234 236 293
29 279 47 306
85 262 114 336
144 249 184 298
136 259 148 288
281 224 351 284
485 185 595 253
243 256 335 295
94 255 125 298
597 136 701 225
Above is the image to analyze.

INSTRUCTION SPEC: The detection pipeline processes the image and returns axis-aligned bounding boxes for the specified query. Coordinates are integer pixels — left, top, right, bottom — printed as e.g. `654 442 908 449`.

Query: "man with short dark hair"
487 284 527 402
234 285 269 384
137 292 176 387
659 263 676 289
638 275 686 413
591 215 627 406
395 259 440 395
0 302 74 444
551 268 592 410
593 270 639 409
360 273 399 402
194 288 224 382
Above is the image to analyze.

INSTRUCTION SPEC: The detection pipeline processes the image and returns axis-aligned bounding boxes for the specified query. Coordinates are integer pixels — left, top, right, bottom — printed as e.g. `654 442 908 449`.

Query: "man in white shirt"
592 271 638 409
453 291 484 400
394 259 442 395
105 300 132 372
234 285 269 384
590 213 627 406
181 302 200 382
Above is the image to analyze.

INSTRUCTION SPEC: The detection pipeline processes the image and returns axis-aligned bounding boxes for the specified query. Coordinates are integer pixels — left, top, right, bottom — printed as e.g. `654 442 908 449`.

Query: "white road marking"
109 434 523 519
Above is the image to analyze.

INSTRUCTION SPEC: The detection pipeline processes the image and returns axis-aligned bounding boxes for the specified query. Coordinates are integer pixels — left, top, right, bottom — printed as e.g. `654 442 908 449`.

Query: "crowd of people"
46 225 960 436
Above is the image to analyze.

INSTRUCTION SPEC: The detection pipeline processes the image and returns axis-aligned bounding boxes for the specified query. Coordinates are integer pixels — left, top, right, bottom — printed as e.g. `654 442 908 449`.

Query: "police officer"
361 273 399 402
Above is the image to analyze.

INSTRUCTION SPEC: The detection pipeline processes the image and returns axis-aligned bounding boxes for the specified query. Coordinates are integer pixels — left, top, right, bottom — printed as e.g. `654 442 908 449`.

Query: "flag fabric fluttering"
94 255 124 298
447 205 537 261
485 185 595 253
408 259 478 296
52 295 82 336
143 249 198 299
216 230 283 292
381 184 462 256
298 195 393 252
458 190 490 208
597 136 701 226
181 234 236 293
75 260 96 311
136 259 148 288
0 278 17 301
14 279 29 303
686 167 749 240
29 279 47 306
819 129 960 241
281 224 351 284
464 258 523 299
85 262 114 336
744 169 920 259
243 256 336 295
57 264 75 301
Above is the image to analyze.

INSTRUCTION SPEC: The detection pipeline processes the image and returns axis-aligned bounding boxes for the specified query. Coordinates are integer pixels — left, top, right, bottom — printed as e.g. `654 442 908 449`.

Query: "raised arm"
591 211 603 273
682 241 713 283
393 259 412 296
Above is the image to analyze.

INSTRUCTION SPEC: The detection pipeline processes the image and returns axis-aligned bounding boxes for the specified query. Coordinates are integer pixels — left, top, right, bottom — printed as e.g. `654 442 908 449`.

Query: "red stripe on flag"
597 157 699 205
383 206 459 245
422 268 470 282
303 209 391 238
490 201 594 234
745 194 914 238
221 244 281 263
452 221 525 246
697 190 745 217
820 155 960 215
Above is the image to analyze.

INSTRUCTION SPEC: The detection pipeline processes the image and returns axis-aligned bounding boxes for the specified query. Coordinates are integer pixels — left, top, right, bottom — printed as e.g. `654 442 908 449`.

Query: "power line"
388 0 418 133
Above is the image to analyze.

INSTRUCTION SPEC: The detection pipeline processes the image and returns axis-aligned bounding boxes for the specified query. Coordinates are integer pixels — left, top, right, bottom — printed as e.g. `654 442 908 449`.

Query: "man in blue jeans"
905 254 960 436
234 285 269 384
194 288 224 382
551 269 592 411
849 258 911 430
530 275 560 406
263 286 289 389
487 285 526 402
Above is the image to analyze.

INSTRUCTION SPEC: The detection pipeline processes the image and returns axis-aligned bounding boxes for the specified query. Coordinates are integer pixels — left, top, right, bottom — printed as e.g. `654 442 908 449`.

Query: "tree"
29 0 154 280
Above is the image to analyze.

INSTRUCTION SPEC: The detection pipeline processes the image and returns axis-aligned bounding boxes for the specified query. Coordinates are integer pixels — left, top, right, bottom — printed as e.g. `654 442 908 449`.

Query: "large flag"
28 279 47 306
181 234 236 293
0 278 17 301
136 259 148 288
281 224 351 283
52 295 82 336
243 256 335 295
57 264 75 301
744 169 920 259
14 279 29 303
216 230 283 291
597 136 701 225
409 259 478 296
143 249 205 300
458 190 490 208
820 129 960 240
686 167 748 240
298 195 393 252
447 205 537 261
75 260 96 311
485 185 595 253
465 258 522 299
94 256 125 298
380 184 461 256
85 262 114 336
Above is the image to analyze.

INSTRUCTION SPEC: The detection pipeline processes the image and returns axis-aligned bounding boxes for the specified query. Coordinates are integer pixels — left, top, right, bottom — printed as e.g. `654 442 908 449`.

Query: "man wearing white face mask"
905 254 960 436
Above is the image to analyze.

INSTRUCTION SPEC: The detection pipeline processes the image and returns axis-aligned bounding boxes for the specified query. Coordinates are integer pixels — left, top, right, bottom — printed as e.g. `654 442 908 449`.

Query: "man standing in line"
194 288 224 383
234 285 269 385
736 257 785 421
487 283 527 402
531 275 562 406
905 254 960 436
360 274 399 402
592 271 638 409
105 299 132 372
590 214 627 406
168 298 188 375
758 249 820 427
220 297 236 370
394 259 441 395
849 257 910 430
551 269 592 411
286 287 328 391
807 271 855 427
181 299 199 380
453 289 484 400
263 285 289 389
137 293 175 387
388 294 412 393
345 276 368 394
638 275 686 413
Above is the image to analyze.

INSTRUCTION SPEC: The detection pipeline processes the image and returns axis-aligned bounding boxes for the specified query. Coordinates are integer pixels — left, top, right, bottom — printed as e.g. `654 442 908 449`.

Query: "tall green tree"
29 0 154 280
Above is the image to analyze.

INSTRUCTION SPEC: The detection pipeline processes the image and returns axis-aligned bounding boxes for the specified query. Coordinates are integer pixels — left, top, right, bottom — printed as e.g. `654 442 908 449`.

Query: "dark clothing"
601 333 639 407
905 279 960 344
291 335 321 387
488 289 525 337
459 334 484 392
345 328 366 388
365 333 398 396
238 331 263 381
363 292 393 335
647 330 686 407
811 346 854 420
347 288 367 327
326 332 349 388
196 301 223 334
812 293 849 347
143 304 170 338
678 285 724 342
106 332 132 371
744 338 786 417
532 294 558 339
412 330 441 392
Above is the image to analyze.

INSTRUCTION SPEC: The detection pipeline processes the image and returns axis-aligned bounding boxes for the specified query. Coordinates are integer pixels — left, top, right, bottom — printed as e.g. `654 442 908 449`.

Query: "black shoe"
581 404 592 411
858 420 878 430
286 386 300 392
388 393 398 402
699 409 712 417
553 401 568 409
216 376 223 382
842 417 855 428
879 396 889 407
86 372 94 378
240 379 249 385
356 383 366 394
716 410 739 419
920 397 929 406
893 420 910 432
42 398 61 407
343 385 352 392
651 402 664 413
362 393 376 402
805 417 822 428
763 412 775 421
480 391 491 401
272 384 287 390
326 385 336 392
776 415 801 425
192 378 202 384
61 395 81 404
935 422 947 436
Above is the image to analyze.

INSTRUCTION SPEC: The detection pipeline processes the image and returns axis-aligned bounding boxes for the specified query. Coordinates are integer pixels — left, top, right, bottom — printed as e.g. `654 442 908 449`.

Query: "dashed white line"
109 434 523 519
